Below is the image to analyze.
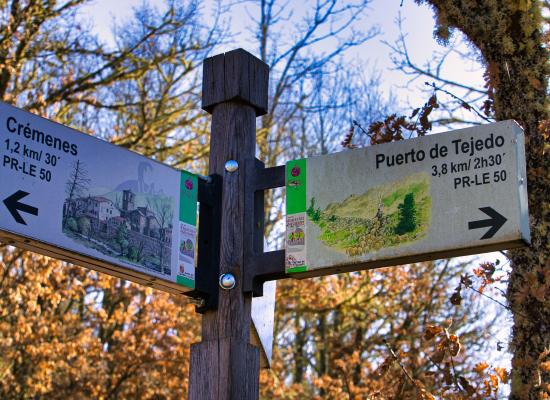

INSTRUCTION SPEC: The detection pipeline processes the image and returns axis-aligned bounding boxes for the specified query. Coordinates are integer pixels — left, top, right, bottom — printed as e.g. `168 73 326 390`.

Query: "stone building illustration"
62 188 173 274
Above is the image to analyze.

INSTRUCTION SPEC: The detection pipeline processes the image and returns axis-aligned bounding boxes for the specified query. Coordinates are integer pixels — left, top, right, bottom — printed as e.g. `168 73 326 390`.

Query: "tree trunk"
417 1 549 398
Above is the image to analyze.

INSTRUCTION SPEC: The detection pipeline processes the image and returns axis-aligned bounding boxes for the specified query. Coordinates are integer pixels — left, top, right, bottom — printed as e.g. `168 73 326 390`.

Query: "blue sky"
80 0 484 117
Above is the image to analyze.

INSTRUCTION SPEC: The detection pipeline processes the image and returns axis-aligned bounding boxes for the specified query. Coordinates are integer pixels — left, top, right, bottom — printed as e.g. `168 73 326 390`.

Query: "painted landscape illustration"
308 173 431 256
61 160 174 275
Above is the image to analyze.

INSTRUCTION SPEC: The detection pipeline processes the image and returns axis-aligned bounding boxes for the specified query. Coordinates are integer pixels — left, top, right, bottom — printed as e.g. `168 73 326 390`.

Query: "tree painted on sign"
63 160 90 226
128 240 145 263
395 193 417 235
147 196 173 273
307 197 322 222
116 223 129 257
65 217 78 232
77 216 91 239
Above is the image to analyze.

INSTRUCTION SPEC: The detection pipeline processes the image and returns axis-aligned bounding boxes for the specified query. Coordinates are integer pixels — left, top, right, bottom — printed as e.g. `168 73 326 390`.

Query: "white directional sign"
286 121 530 277
0 102 198 294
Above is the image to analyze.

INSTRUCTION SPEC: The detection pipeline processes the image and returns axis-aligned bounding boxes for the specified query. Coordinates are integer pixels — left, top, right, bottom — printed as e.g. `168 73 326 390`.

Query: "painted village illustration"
295 172 432 257
61 161 175 275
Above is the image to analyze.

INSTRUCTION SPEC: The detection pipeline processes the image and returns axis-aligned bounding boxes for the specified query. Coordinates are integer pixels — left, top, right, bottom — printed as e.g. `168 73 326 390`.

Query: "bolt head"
219 273 236 290
189 297 206 308
225 160 239 172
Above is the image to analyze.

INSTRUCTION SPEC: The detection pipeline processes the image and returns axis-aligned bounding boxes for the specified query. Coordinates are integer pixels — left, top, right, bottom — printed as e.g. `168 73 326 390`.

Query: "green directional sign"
286 121 530 277
0 101 198 294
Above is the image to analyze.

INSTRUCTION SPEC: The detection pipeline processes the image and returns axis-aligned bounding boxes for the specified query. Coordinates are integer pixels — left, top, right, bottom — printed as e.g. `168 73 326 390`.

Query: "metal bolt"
519 177 524 185
219 273 236 290
189 297 206 308
224 160 239 172
197 174 213 184
511 138 517 144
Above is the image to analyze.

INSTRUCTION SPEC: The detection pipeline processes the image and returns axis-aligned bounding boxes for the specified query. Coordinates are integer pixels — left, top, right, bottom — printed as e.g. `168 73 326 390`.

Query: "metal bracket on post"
184 174 222 313
243 159 287 297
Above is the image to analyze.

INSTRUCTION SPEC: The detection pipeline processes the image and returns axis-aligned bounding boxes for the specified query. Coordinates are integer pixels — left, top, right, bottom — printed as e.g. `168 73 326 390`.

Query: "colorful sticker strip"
286 158 308 273
176 171 198 288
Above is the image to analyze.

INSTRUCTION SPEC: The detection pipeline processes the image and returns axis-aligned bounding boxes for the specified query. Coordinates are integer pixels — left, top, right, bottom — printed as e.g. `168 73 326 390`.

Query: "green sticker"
176 275 195 288
286 158 308 273
286 158 307 215
176 171 198 289
287 265 308 273
180 171 198 225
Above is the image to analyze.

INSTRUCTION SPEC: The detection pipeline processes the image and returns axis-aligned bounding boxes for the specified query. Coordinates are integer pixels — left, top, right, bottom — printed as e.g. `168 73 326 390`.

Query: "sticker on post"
286 159 308 273
177 172 198 288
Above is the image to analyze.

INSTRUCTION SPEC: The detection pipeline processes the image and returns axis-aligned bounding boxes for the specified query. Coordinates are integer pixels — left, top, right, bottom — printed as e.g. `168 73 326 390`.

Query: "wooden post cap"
202 49 269 116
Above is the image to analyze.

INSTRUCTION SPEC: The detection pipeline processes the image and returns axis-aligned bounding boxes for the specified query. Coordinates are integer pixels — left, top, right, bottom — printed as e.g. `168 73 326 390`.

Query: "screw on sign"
219 273 237 290
224 159 239 172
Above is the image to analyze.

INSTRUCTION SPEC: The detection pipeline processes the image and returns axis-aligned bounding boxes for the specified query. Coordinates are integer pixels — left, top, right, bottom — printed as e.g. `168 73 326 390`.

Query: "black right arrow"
3 190 39 225
468 207 507 240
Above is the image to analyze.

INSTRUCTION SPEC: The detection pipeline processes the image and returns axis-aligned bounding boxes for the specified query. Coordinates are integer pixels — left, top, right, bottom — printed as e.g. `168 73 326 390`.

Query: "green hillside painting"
307 173 431 256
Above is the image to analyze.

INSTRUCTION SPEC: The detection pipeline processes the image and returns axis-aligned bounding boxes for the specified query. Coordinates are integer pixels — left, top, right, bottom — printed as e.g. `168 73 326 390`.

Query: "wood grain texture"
201 53 224 113
189 339 259 400
201 49 269 116
203 102 255 341
252 164 285 191
189 49 268 400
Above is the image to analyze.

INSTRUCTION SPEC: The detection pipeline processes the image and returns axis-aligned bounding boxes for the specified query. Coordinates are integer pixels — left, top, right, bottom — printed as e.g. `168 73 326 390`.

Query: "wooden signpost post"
0 48 531 399
188 49 269 399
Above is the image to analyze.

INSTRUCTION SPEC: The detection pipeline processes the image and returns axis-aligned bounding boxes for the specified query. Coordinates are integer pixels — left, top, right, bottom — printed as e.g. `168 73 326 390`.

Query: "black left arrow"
3 190 39 225
468 206 507 240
